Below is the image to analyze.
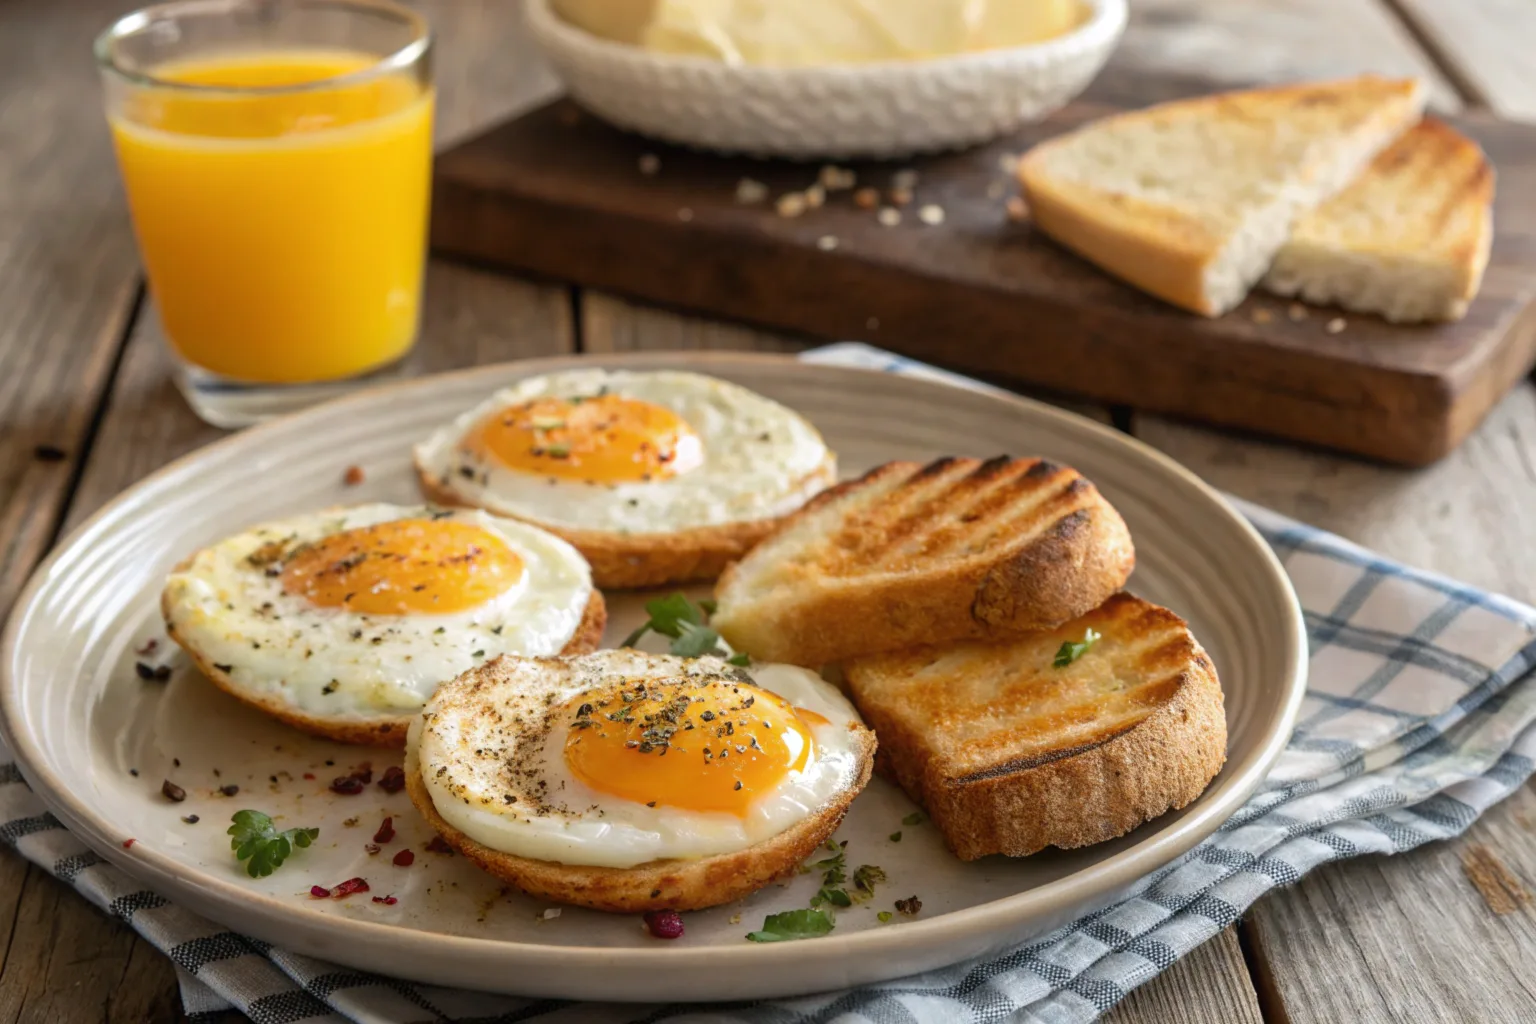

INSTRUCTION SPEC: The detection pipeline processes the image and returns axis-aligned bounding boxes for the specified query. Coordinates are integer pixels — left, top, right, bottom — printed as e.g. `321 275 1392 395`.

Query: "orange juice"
109 51 432 384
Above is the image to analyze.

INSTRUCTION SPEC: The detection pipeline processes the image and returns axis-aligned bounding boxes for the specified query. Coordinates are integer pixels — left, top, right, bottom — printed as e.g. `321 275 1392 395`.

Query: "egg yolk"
468 394 703 483
562 679 816 816
280 519 523 615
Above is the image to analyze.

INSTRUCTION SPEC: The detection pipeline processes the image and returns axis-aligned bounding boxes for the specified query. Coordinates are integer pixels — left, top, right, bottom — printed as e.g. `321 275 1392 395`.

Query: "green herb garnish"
1053 628 1101 668
852 864 887 901
746 908 836 942
807 840 850 908
889 831 902 842
902 811 926 827
621 593 747 663
877 911 893 923
228 810 318 878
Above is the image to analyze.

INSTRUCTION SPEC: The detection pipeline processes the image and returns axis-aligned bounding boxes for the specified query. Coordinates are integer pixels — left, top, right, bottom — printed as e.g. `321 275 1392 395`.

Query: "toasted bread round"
417 454 838 589
404 717 876 913
713 457 1135 667
167 590 606 748
845 592 1225 860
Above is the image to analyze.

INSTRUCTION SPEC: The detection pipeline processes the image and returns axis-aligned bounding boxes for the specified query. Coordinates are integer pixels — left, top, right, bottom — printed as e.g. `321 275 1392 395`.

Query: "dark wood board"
429 73 1536 466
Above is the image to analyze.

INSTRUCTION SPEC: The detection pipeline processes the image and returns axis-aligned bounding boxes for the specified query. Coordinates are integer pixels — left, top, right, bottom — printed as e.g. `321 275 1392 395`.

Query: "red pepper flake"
343 465 366 486
122 838 136 850
351 763 373 784
310 885 332 898
378 765 406 794
135 638 159 656
302 772 316 781
643 909 684 939
331 877 370 898
426 836 454 855
329 775 365 795
372 894 398 906
392 849 415 867
373 816 395 844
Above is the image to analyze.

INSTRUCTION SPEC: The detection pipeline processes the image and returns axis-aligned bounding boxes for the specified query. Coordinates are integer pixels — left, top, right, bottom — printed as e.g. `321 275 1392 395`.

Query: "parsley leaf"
620 593 748 663
878 911 893 923
1053 627 1102 668
746 908 836 942
852 864 887 900
901 811 926 826
228 810 318 878
812 886 852 908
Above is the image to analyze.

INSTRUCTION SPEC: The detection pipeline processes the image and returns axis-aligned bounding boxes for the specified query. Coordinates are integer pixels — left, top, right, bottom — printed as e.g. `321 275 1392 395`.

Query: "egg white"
413 370 834 533
162 504 593 720
409 650 869 868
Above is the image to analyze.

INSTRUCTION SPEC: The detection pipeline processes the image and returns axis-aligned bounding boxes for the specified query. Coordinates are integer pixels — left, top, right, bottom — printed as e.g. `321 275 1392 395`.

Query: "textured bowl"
524 0 1126 159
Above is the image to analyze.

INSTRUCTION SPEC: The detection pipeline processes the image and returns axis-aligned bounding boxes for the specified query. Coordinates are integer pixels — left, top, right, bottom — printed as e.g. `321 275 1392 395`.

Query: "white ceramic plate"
525 0 1126 158
1 352 1305 1002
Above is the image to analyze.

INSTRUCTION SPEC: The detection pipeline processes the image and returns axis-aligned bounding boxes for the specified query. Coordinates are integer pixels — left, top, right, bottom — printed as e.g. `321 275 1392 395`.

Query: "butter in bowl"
526 0 1126 158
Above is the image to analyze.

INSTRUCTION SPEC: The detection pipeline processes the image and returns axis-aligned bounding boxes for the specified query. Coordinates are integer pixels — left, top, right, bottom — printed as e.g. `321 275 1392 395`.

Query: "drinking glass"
96 0 434 427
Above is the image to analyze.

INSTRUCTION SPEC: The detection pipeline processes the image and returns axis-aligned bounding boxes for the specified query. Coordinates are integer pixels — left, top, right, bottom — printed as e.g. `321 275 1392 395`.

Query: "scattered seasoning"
878 911 893 923
542 908 562 921
819 164 856 191
393 849 415 867
888 186 913 207
427 836 455 855
917 204 945 226
219 783 240 797
1251 307 1275 324
877 207 901 228
372 895 398 906
365 844 381 855
853 187 880 210
804 183 826 208
776 192 807 218
342 464 365 486
34 444 67 462
330 776 365 795
1288 302 1309 321
161 780 186 802
302 772 316 781
173 758 180 767
122 838 136 849
889 831 901 842
638 153 660 175
816 235 839 252
676 207 694 222
1005 196 1029 223
182 814 200 824
310 885 331 898
902 812 926 826
212 663 233 673
1053 628 1101 668
1326 317 1347 334
135 638 159 656
129 768 139 777
735 178 768 204
378 765 406 793
331 877 370 899
895 895 923 916
643 909 685 939
343 816 359 828
134 662 156 680
373 817 395 844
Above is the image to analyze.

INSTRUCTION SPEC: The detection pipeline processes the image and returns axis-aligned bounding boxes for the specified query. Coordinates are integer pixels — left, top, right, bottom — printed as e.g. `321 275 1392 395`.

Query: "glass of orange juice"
95 0 433 426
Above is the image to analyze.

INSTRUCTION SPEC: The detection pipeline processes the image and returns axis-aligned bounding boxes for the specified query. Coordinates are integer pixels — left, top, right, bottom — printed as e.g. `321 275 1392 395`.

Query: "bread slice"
1264 118 1495 323
404 652 877 912
1017 75 1427 316
418 453 838 589
711 457 1135 667
172 590 606 748
844 593 1225 860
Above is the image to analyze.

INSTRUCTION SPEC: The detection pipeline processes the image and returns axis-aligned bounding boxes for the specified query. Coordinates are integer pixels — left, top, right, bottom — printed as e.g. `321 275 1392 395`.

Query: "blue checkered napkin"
6 342 1536 1024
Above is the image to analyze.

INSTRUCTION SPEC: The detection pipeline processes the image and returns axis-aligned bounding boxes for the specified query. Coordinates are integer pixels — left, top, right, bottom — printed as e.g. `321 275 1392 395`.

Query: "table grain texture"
1 1 1532 1021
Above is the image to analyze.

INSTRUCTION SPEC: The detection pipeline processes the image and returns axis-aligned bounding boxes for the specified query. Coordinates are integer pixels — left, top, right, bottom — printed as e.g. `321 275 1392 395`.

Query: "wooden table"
4 1 1535 1021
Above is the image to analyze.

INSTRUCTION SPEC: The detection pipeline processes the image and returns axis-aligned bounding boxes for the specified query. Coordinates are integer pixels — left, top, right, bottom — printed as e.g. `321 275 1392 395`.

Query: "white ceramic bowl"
524 0 1127 159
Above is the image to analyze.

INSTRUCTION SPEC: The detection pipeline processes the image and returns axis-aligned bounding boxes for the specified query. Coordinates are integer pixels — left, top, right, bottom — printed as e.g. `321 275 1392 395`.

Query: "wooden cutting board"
429 71 1536 466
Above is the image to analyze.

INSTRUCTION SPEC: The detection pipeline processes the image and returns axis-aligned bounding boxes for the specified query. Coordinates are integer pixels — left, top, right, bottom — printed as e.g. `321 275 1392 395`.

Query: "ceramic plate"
1 352 1305 1002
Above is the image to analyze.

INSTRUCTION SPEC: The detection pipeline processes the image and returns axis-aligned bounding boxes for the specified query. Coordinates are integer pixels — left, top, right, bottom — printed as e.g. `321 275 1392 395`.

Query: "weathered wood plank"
1116 0 1458 108
1390 0 1536 121
1108 927 1263 1024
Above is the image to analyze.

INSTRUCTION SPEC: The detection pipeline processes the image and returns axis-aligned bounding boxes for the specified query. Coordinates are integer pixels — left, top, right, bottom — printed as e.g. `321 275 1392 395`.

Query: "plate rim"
1 350 1307 986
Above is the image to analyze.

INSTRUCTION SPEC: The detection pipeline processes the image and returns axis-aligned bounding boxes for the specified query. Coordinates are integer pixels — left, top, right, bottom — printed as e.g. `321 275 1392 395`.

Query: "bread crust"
404 723 876 912
165 588 607 748
846 593 1226 860
712 458 1135 667
417 454 838 589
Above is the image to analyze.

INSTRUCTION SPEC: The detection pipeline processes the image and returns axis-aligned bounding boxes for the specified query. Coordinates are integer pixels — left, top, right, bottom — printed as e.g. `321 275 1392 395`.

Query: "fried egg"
408 650 873 868
162 504 593 720
412 370 835 533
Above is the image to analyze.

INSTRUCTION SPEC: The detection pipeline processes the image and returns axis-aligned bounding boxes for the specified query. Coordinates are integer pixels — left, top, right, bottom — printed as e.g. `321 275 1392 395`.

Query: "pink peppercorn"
643 909 684 939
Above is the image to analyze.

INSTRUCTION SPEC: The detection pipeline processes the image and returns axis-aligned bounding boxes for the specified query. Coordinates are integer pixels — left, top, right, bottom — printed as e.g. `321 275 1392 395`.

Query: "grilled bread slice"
711 457 1134 667
1264 118 1494 323
844 593 1225 860
1017 75 1427 316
